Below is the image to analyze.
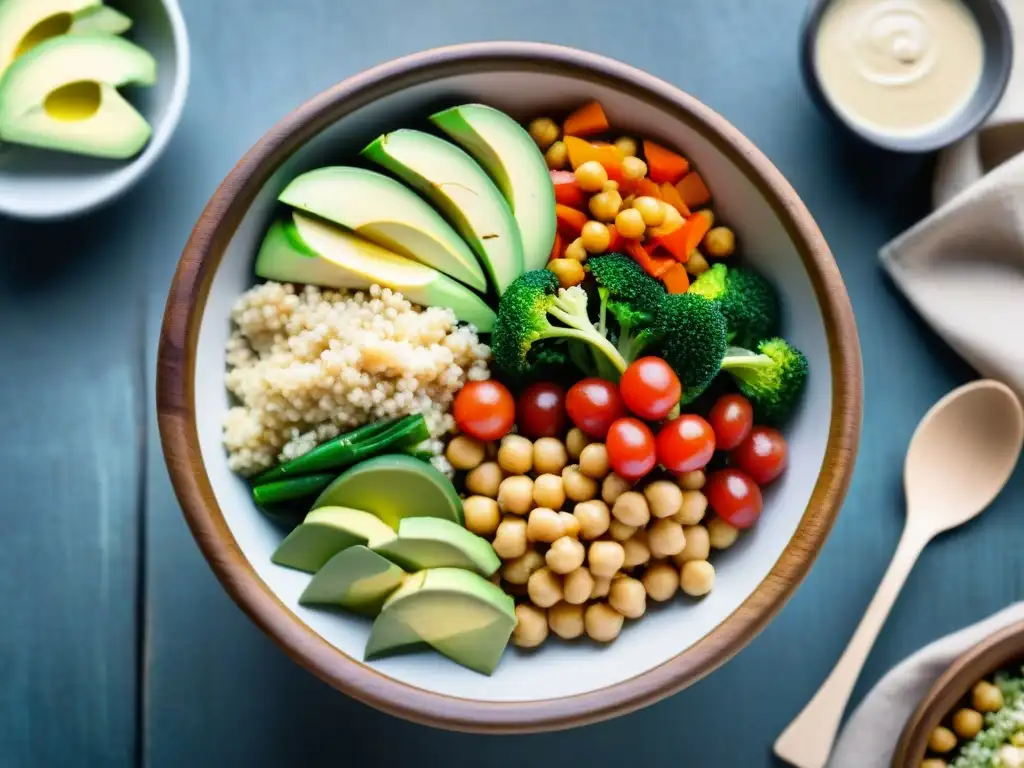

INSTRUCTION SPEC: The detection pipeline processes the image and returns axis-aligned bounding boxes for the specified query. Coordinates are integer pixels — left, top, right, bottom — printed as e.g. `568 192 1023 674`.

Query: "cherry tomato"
566 378 627 439
731 426 789 484
606 418 657 480
705 469 763 528
516 382 567 439
707 394 754 451
619 357 682 421
655 414 716 473
453 380 515 441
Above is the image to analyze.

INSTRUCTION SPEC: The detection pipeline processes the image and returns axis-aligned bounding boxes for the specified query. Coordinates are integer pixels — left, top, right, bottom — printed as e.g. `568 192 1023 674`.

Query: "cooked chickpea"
544 140 568 170
492 516 528 559
678 470 706 490
675 489 708 525
463 496 501 537
703 226 735 259
532 473 565 511
581 221 611 254
952 708 983 739
589 191 622 222
973 681 1004 713
608 520 637 541
512 603 549 648
579 443 610 479
548 602 585 639
466 461 503 497
674 525 711 564
548 257 585 288
920 761 947 768
612 491 650 527
574 500 610 539
563 567 595 604
633 196 666 227
446 435 486 470
609 575 647 619
614 136 638 157
564 237 587 262
643 561 679 601
562 465 598 502
602 180 619 193
707 516 739 549
566 427 590 459
502 549 544 585
648 519 687 558
645 480 683 518
602 473 631 505
559 511 581 538
588 540 626 578
694 208 715 227
622 193 636 208
546 536 586 575
585 602 624 642
622 533 651 569
614 207 646 240
497 475 534 515
680 560 715 597
534 438 568 476
687 250 710 276
528 117 559 150
527 507 565 544
591 576 611 599
575 160 607 192
497 435 533 475
621 155 647 180
928 726 957 754
527 566 564 608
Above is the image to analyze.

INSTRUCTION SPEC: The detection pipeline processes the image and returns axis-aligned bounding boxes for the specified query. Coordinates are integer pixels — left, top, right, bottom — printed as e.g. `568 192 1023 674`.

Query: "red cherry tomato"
655 414 716 473
707 394 754 451
566 378 627 439
453 380 515 441
606 417 657 480
516 382 567 439
619 357 682 421
705 469 763 528
731 426 789 484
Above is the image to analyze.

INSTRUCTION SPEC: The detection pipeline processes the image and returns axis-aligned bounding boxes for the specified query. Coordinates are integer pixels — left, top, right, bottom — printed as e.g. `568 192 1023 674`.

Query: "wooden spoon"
774 379 1024 768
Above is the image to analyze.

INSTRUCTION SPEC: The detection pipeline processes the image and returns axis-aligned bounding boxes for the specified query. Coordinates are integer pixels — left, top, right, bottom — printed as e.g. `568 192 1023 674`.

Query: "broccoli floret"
652 293 728 404
688 264 780 349
720 337 808 424
589 252 667 360
491 270 627 379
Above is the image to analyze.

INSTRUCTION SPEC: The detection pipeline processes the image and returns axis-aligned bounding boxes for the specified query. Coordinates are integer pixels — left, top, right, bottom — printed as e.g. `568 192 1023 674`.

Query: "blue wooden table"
3 1 1022 765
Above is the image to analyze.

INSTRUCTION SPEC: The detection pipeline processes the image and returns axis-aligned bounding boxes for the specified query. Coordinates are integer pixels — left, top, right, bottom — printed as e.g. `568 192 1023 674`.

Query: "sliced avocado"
365 568 516 675
300 545 406 617
257 213 495 332
68 6 132 36
0 34 155 159
271 506 394 573
311 454 463 530
362 129 524 295
432 104 556 273
278 166 486 292
373 517 500 577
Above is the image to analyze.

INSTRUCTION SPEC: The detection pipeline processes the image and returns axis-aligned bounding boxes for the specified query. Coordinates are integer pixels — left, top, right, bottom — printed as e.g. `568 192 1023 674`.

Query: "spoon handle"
773 524 932 768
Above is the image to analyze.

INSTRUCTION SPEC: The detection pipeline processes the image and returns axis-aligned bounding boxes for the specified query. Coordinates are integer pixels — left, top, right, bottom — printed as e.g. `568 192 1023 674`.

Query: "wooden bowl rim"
156 40 863 733
893 619 1024 767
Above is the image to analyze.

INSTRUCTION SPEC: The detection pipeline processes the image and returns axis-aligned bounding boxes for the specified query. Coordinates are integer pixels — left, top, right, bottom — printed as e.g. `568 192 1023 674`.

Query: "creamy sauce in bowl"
814 0 984 137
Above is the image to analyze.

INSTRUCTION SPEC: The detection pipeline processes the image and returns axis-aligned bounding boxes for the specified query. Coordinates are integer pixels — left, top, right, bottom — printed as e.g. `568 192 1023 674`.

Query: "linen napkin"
879 0 1024 400
830 603 1024 767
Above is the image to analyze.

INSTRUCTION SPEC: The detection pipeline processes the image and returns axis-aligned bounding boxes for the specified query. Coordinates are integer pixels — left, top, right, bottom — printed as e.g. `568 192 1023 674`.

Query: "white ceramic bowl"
0 0 190 220
157 42 862 733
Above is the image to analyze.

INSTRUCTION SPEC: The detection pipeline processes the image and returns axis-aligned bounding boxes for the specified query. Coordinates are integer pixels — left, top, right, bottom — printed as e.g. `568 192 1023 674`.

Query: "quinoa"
223 281 491 477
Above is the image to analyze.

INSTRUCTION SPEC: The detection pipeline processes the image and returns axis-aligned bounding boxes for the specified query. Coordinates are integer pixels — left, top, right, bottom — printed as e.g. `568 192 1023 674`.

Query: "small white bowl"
0 0 190 221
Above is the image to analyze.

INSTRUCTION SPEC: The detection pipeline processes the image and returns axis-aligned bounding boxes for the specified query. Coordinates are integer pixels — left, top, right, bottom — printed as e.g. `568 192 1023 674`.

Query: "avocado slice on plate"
311 454 464 530
255 214 496 332
300 545 406 617
432 104 557 273
365 568 516 675
278 166 486 292
271 506 394 574
362 129 524 295
0 34 155 159
373 517 500 577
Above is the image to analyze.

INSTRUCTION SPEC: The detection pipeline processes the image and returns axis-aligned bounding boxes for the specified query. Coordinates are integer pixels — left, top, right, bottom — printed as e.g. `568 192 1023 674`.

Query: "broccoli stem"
547 294 628 374
544 327 627 373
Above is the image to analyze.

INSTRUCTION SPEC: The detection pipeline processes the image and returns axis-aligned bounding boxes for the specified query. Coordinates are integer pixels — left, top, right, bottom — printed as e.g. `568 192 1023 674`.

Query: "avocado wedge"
271 506 394 573
300 545 406 617
372 517 500 577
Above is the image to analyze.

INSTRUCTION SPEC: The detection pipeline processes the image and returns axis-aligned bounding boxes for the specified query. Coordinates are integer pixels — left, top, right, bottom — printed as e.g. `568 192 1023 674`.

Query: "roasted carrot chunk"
651 226 692 262
550 232 564 261
555 204 589 238
606 224 624 253
662 262 691 293
626 240 675 278
564 136 624 179
643 140 690 184
681 212 713 257
675 171 712 207
633 178 662 200
660 183 692 217
563 101 610 138
550 170 585 208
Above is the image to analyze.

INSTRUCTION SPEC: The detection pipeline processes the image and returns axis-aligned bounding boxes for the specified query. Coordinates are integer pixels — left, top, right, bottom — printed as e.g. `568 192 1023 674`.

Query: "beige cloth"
830 604 1024 767
880 0 1024 400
